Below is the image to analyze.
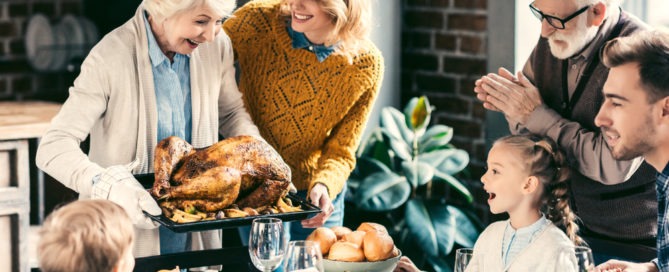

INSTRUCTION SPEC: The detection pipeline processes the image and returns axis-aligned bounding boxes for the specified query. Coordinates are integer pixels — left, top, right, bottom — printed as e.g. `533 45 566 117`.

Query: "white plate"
61 14 85 58
77 16 99 51
322 250 402 272
25 14 54 71
49 23 68 71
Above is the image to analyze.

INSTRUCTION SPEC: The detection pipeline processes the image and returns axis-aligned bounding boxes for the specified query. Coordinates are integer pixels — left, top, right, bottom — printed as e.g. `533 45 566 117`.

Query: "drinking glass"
454 248 474 272
249 218 285 272
283 240 324 272
574 246 595 272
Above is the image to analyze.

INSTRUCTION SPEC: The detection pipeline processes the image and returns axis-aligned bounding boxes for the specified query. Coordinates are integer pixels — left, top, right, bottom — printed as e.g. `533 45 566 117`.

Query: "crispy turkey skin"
152 135 292 212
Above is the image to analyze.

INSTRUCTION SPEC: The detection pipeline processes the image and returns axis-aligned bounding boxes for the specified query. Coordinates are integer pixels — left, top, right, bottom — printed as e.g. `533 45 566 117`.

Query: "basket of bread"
307 222 401 272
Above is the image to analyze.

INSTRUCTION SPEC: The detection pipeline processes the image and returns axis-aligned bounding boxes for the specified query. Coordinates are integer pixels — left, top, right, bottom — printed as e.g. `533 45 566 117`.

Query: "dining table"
134 246 262 272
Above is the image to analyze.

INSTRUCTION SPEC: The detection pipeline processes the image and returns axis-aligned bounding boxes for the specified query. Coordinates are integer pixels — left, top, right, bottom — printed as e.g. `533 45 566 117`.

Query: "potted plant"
347 96 482 271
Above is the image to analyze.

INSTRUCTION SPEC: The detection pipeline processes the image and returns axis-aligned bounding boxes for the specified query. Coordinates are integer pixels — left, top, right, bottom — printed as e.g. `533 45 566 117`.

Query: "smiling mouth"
186 39 201 46
602 129 620 146
293 13 313 21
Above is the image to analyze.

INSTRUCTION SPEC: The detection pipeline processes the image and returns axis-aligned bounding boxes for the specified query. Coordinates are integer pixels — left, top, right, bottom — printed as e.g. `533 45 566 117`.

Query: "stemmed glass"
283 240 324 272
249 218 285 272
574 246 595 272
454 248 474 272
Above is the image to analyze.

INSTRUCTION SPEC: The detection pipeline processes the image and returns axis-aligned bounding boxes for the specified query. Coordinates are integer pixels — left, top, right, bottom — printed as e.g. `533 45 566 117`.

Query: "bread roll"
362 230 395 261
330 226 352 240
357 222 388 235
341 230 366 248
306 227 337 255
328 241 365 262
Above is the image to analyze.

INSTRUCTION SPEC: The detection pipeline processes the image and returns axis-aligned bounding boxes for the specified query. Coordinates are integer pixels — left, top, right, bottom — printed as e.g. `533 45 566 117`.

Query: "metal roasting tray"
136 174 321 233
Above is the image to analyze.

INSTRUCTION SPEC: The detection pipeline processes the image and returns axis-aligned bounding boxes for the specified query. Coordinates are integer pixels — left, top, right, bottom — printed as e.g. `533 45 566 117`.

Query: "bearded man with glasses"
474 0 656 265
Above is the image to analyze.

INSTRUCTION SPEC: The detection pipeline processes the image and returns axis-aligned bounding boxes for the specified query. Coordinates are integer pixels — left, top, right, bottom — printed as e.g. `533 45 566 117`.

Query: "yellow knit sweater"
223 0 384 199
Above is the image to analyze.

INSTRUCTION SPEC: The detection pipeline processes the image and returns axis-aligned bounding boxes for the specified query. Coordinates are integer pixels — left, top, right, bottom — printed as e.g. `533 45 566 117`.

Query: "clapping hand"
474 67 544 125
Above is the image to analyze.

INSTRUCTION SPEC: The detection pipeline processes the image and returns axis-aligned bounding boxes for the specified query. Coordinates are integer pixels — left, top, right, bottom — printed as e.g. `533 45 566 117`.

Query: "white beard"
547 16 599 59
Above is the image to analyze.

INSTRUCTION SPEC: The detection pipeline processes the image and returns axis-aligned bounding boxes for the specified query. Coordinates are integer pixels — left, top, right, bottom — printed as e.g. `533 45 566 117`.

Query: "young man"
474 0 656 263
594 29 669 272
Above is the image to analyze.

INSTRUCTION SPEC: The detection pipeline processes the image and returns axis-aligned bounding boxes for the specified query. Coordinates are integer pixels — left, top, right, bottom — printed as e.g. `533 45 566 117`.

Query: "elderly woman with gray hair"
36 0 259 257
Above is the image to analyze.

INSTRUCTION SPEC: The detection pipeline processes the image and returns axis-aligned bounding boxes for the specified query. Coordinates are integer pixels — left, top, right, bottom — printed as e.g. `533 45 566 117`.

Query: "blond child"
38 199 135 272
395 134 581 272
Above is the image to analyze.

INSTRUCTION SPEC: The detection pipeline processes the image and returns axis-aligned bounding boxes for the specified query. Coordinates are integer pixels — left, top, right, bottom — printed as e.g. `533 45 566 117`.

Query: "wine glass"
249 218 285 272
454 248 474 272
574 246 595 272
283 240 324 272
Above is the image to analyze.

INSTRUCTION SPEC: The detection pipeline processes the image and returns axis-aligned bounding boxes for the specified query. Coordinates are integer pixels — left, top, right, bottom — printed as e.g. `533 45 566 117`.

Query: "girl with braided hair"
395 134 583 272
467 134 581 271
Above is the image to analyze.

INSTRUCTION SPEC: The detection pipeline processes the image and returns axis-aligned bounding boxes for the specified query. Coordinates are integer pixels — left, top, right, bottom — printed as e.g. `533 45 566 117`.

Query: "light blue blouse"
502 216 550 268
287 25 335 62
144 13 192 143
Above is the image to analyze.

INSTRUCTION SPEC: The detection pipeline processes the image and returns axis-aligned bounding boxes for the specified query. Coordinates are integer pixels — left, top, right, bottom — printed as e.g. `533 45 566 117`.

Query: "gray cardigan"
36 6 260 257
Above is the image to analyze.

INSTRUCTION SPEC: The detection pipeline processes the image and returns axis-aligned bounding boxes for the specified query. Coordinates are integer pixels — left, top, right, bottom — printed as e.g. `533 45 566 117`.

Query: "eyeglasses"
529 3 590 30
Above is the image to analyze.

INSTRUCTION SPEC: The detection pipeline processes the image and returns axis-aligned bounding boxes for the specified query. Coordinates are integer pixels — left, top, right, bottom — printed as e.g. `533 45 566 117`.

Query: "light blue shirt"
144 12 192 143
287 25 335 62
502 216 549 268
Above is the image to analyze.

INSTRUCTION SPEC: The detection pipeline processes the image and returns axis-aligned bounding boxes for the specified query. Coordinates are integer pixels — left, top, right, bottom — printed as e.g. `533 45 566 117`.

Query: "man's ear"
522 176 540 194
589 2 607 27
660 97 669 118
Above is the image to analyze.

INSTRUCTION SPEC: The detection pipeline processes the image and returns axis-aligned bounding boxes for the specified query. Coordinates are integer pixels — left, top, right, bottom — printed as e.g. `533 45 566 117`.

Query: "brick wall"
0 0 83 102
401 0 490 221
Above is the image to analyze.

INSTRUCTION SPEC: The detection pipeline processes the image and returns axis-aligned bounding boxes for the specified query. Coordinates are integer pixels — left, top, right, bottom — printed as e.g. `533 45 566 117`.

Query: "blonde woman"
36 0 259 257
38 200 135 272
224 0 384 241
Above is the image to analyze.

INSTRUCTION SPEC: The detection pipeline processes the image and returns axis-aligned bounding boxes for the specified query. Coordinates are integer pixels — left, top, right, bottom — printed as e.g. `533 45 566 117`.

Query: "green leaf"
381 107 415 145
449 206 480 248
403 97 419 130
433 171 473 203
403 96 432 137
355 172 411 211
352 157 392 178
357 128 383 157
381 129 412 161
405 199 458 257
406 199 439 257
401 161 435 188
419 125 453 153
418 149 469 175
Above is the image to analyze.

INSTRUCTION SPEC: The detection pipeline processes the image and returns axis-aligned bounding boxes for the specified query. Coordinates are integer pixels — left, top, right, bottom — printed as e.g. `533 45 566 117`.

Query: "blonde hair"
142 0 236 24
495 134 583 246
38 200 134 272
279 0 374 62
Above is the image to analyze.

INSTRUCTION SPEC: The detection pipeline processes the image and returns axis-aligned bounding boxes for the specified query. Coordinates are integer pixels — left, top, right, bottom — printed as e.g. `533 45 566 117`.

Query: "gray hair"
576 0 622 8
575 0 621 19
142 0 236 24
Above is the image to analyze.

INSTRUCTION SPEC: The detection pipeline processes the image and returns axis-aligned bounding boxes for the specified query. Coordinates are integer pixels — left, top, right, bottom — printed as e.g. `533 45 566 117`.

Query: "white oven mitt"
91 164 161 229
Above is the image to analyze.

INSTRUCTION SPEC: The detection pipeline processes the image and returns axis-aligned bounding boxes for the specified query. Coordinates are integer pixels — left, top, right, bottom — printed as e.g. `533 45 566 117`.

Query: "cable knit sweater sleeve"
308 52 384 199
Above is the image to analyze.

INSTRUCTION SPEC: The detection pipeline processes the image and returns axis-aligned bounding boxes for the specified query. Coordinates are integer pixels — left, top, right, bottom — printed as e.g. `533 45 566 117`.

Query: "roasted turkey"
151 135 292 212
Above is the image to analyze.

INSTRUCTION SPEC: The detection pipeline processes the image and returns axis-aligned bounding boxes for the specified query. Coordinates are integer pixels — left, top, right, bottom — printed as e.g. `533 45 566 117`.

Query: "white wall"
515 1 541 71
364 0 402 138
